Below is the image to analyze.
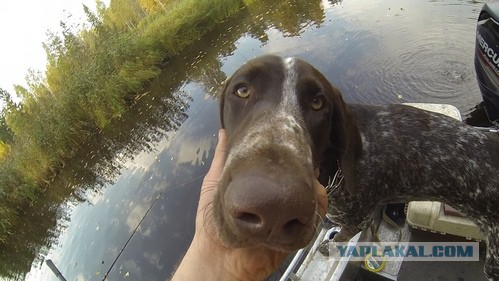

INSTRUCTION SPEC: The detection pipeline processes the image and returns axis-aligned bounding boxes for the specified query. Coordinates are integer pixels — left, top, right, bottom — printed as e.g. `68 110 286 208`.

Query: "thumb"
204 129 228 183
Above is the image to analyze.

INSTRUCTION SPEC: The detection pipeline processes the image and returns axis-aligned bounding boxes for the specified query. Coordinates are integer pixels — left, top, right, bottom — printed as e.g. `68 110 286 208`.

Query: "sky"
0 0 108 98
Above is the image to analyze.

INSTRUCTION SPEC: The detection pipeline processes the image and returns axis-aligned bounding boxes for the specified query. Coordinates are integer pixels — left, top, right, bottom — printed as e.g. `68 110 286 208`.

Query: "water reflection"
256 0 483 114
22 1 325 280
21 0 490 280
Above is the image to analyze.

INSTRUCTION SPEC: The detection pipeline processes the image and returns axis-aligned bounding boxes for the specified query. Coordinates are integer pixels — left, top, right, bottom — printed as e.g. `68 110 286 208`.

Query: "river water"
24 0 493 280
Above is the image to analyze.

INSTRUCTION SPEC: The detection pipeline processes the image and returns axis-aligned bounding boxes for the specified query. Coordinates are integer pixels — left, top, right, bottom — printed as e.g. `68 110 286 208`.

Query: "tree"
0 88 14 144
106 0 145 31
139 0 169 13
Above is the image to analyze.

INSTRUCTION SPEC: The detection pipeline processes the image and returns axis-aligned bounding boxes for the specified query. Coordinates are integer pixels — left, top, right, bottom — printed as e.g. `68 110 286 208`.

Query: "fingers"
315 179 328 216
314 169 328 216
204 129 228 183
197 130 228 228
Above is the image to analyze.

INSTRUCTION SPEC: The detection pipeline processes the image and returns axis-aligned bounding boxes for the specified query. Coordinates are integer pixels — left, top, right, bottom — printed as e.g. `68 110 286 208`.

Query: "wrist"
172 234 245 281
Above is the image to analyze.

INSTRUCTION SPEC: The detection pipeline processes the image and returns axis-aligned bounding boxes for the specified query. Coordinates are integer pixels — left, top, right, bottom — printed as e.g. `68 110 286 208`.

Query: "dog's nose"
224 170 316 244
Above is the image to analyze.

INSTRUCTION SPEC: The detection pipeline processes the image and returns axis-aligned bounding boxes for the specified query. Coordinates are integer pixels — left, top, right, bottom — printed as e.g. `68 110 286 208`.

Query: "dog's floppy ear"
219 77 231 129
328 87 362 195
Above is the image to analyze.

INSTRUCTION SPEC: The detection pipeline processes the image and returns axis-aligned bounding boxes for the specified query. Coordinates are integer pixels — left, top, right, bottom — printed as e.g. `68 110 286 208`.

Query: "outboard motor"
475 3 499 127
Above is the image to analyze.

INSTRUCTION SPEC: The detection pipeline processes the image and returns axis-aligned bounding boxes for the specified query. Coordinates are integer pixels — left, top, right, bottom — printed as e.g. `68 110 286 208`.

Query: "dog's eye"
234 86 250 99
311 96 324 111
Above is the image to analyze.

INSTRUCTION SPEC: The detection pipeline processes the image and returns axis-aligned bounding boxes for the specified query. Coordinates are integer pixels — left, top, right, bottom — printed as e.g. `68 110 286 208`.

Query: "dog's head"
214 55 361 252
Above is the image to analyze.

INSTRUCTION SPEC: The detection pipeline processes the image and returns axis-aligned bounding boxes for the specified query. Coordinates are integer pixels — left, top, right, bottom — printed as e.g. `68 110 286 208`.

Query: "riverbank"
0 0 247 278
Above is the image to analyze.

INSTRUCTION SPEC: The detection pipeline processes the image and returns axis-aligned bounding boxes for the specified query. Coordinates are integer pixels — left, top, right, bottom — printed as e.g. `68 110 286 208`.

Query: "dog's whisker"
213 55 499 279
326 168 344 196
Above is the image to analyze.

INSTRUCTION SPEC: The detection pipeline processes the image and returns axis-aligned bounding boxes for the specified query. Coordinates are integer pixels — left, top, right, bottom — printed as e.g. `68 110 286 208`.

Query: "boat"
278 3 499 280
278 103 489 281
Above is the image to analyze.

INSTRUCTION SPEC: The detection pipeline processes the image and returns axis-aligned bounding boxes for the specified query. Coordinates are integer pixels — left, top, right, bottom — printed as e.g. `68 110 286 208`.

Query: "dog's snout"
224 170 316 245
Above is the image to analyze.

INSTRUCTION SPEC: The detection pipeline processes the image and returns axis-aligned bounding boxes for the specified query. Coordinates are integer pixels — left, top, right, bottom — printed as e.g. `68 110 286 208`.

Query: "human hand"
172 129 328 281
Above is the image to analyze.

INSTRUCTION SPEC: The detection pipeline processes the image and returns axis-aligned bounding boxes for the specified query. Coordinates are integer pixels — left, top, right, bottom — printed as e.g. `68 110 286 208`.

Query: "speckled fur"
219 55 499 280
327 104 499 280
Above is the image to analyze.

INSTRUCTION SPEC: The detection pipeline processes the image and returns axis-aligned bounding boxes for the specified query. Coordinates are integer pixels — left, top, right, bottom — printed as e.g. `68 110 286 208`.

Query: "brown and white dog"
213 55 499 280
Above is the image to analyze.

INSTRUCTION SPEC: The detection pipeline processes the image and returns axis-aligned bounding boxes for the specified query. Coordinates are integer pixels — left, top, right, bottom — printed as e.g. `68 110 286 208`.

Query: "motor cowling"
475 3 499 126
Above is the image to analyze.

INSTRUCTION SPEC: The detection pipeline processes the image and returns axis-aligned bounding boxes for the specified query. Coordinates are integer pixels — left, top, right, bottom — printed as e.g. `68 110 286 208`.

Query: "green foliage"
0 89 14 144
140 0 244 54
106 0 145 30
0 141 10 161
0 0 248 278
0 0 327 277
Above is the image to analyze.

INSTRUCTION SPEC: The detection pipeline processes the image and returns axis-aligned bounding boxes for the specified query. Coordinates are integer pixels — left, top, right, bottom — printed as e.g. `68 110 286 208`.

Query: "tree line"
0 0 246 278
0 0 326 278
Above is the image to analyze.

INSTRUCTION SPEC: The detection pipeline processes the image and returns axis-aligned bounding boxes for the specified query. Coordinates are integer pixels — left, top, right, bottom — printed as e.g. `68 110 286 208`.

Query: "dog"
213 55 499 280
